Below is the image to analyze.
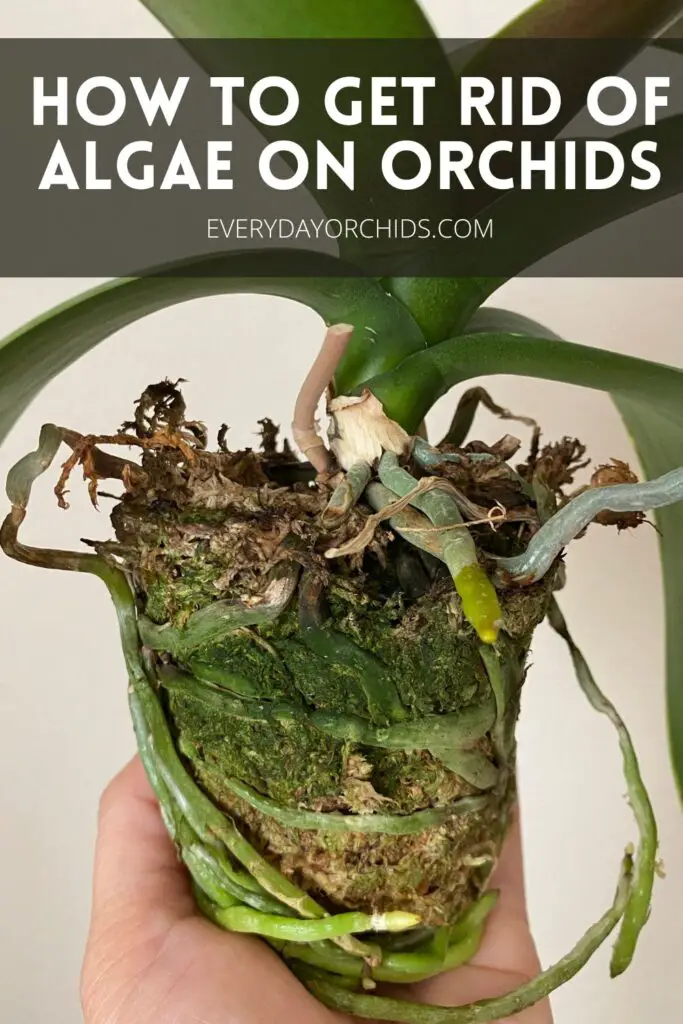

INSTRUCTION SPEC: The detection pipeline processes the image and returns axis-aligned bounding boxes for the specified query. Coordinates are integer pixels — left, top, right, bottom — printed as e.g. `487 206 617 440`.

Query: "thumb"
88 755 194 934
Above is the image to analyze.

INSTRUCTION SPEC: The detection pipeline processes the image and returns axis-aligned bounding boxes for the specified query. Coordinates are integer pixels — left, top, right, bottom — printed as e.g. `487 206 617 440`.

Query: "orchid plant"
2 2 683 1021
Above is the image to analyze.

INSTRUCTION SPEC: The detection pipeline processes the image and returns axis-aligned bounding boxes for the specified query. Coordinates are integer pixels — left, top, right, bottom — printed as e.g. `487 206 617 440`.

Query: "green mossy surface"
112 443 551 925
154 554 532 923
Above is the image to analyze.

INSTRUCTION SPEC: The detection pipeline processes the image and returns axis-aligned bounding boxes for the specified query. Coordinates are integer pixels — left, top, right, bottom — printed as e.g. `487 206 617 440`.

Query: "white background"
0 2 681 1022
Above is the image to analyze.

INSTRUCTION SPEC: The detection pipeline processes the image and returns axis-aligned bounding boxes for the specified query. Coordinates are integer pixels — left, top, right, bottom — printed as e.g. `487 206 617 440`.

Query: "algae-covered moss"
102 401 556 927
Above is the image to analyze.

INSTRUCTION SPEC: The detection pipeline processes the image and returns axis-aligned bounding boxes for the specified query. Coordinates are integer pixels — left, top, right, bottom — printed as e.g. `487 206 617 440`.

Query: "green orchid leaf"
138 1 442 245
385 0 683 343
465 306 563 341
484 1 683 159
386 111 683 344
0 252 425 445
461 0 683 135
655 36 683 54
475 115 683 283
499 0 683 38
140 0 434 39
654 12 683 52
384 279 504 349
614 396 683 798
369 331 683 432
370 330 683 795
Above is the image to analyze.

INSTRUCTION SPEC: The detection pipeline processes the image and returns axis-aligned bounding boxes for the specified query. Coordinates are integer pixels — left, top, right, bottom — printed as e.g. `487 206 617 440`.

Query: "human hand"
81 757 552 1024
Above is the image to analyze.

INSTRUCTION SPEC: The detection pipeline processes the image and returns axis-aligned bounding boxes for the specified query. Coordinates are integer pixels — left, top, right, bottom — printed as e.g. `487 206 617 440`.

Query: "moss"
159 572 519 923
188 624 298 701
274 636 373 718
367 749 473 810
109 436 550 926
143 551 230 624
381 598 489 717
500 574 557 639
201 777 513 925
168 692 345 806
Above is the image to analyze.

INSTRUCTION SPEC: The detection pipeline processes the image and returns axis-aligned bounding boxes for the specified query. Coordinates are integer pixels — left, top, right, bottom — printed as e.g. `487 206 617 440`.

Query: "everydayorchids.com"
206 217 495 242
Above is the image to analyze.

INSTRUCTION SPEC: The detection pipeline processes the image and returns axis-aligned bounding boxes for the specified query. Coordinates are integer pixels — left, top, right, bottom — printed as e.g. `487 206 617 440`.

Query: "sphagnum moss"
1 367 666 1021
105 395 549 927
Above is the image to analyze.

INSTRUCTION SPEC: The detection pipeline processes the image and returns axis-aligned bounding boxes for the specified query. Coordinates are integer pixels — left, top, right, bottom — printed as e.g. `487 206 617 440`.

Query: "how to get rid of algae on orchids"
4 0 683 1017
4 322 683 1023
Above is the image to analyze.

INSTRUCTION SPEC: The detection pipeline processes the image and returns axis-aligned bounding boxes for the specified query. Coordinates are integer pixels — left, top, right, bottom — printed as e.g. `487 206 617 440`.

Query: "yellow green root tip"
454 564 502 645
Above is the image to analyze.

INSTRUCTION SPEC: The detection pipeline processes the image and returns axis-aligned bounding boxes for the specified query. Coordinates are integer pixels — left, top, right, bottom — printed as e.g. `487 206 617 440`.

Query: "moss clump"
105 416 554 927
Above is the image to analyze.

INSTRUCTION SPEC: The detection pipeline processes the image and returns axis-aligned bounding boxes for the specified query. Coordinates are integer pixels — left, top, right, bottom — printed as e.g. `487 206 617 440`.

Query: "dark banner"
1 38 682 277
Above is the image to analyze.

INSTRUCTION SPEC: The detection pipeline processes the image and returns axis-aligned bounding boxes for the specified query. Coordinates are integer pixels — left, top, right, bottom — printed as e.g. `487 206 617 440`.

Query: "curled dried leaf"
328 390 410 472
590 459 647 530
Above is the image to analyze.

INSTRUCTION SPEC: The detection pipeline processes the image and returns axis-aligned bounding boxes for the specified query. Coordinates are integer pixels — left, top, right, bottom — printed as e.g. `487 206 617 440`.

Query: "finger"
468 808 538 971
153 916 351 1024
90 755 195 930
406 807 552 1023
